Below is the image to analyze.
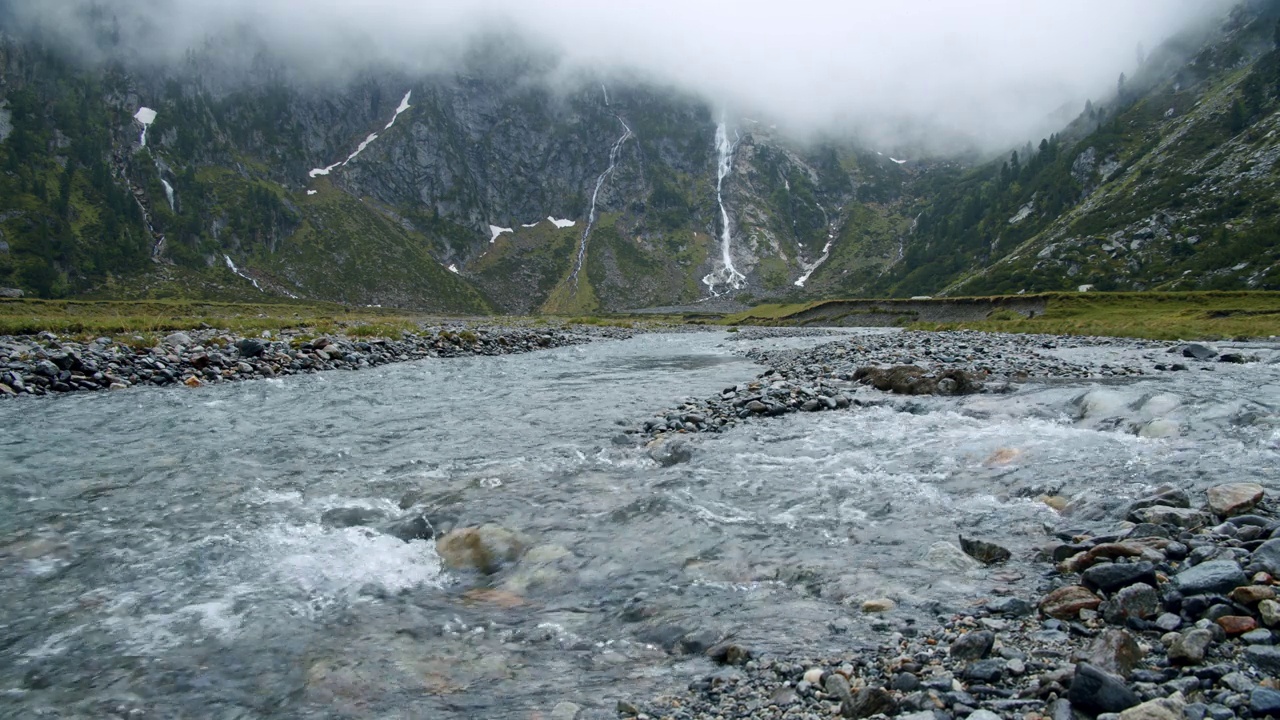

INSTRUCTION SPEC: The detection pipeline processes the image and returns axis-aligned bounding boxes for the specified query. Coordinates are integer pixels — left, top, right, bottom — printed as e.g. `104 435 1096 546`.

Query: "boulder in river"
1174 560 1247 596
436 524 528 574
959 535 1011 565
647 438 693 467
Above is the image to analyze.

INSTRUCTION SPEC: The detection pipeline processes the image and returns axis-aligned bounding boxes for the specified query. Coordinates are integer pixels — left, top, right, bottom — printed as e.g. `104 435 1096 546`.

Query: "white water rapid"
568 117 632 285
161 179 175 212
701 120 747 296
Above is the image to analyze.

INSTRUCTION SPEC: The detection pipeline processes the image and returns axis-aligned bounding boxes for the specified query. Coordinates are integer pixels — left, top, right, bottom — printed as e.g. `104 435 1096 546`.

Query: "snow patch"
521 221 540 228
549 217 576 229
384 91 412 129
794 237 836 287
307 190 317 196
890 157 908 165
1078 285 1095 293
448 264 459 274
134 107 157 147
489 225 513 243
308 89 411 178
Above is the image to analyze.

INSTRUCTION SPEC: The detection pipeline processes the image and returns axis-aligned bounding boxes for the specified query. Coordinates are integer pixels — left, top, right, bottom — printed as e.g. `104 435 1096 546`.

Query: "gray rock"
320 507 388 528
844 687 897 719
1105 583 1160 624
648 439 693 467
962 658 1005 683
1083 561 1157 594
34 359 59 377
1251 688 1280 717
1068 663 1140 714
164 332 193 347
1083 629 1144 678
949 630 995 660
1243 645 1280 675
1181 343 1218 360
1251 539 1280 576
959 536 1011 565
1155 613 1183 632
1168 629 1214 665
236 338 266 358
1175 560 1247 596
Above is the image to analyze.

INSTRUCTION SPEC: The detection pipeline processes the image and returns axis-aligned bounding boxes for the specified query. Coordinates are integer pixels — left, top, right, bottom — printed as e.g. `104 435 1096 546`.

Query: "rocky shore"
631 483 1280 720
0 324 636 397
636 331 1258 437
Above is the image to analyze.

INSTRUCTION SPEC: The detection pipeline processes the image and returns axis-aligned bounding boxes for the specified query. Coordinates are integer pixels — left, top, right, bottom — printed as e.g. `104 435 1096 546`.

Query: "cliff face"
1 1 1278 311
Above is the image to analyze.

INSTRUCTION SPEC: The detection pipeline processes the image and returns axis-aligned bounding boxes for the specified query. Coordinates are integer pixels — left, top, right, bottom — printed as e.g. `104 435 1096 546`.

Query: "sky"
11 0 1237 152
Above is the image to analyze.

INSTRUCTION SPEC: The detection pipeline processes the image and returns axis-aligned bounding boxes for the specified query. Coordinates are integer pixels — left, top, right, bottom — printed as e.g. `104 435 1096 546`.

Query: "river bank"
0 323 647 397
632 482 1280 720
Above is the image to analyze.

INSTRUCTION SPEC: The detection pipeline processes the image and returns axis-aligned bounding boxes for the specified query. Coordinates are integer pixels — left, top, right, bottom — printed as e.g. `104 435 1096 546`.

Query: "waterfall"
602 84 610 106
161 179 175 212
223 255 263 291
701 118 747 296
568 116 632 285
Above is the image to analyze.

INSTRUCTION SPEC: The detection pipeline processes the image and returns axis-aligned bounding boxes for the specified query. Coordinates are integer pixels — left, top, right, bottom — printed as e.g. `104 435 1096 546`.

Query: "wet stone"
949 630 995 660
1068 662 1141 715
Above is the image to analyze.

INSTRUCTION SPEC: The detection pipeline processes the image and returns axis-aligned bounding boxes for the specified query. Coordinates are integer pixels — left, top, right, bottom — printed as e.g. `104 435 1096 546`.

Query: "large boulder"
1068 663 1140 714
1206 483 1264 517
436 524 528 574
1250 539 1280 576
1174 560 1247 596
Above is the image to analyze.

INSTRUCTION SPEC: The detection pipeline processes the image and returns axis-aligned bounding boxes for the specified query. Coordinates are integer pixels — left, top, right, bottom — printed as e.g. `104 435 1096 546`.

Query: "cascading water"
795 205 837 287
134 107 157 147
701 119 747 296
224 255 263 291
568 116 632 285
161 179 175 212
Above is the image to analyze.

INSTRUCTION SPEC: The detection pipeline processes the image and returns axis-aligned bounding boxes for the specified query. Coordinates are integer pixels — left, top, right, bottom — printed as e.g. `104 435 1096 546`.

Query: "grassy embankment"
0 298 425 339
724 292 1280 341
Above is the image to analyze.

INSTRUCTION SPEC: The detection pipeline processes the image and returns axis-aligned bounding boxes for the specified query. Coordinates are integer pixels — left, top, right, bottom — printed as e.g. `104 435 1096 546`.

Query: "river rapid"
1 330 1278 719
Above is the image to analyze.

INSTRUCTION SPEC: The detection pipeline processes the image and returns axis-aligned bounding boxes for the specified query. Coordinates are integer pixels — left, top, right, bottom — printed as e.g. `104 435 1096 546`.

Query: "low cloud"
7 0 1235 152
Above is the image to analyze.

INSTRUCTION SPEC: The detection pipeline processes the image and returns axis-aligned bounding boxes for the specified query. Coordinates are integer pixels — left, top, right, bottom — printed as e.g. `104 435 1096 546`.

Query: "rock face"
435 524 528 575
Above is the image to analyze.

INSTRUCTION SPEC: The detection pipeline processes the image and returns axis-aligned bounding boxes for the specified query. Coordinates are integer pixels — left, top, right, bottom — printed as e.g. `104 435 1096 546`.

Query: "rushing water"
2 332 1278 718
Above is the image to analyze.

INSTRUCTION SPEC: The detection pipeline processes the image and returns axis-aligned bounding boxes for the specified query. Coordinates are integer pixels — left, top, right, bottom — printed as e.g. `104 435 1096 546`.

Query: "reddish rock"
1040 585 1102 619
1217 616 1258 635
1206 483 1264 517
1230 586 1277 605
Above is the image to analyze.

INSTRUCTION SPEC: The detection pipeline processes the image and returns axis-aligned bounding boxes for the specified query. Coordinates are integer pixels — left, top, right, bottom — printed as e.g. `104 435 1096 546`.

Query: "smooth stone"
1082 561 1157 594
862 598 896 613
1251 688 1280 717
949 630 995 661
962 658 1005 683
1241 628 1273 645
923 541 981 572
1252 539 1280 576
1155 613 1183 632
844 687 897 719
1229 585 1276 605
1068 662 1140 715
1243 645 1280 674
1206 483 1264 517
1260 599 1280 627
551 701 581 720
1105 583 1160 623
1117 695 1186 720
1168 629 1214 665
1217 616 1258 635
1175 560 1247 596
1041 585 1103 619
1083 629 1144 678
959 536 1012 565
435 524 528 575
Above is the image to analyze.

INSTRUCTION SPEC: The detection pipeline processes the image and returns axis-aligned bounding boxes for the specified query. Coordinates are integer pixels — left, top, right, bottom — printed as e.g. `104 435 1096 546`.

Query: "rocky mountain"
0 1 1277 312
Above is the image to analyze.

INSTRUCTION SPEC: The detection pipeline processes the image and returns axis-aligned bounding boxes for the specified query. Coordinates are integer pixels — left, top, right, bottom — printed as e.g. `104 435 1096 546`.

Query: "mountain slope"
0 1 1277 311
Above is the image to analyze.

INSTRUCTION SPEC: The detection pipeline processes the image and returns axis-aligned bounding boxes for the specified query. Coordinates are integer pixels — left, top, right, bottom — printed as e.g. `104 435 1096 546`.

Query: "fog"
9 0 1236 152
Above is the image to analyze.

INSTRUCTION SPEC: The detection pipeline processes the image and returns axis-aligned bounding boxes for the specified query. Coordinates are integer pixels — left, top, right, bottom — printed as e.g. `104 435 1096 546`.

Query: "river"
1 331 1278 718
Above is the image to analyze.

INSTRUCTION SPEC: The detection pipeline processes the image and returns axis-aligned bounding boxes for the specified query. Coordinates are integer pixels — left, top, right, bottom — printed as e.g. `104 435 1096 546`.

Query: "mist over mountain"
6 0 1234 152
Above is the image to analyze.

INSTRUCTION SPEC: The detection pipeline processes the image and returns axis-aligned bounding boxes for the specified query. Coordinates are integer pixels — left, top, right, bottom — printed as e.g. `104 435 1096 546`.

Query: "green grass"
910 291 1280 340
0 298 421 337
